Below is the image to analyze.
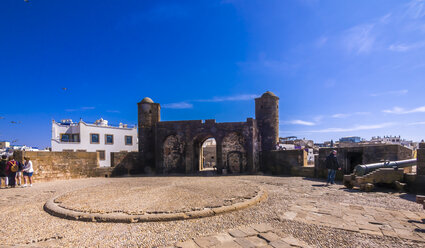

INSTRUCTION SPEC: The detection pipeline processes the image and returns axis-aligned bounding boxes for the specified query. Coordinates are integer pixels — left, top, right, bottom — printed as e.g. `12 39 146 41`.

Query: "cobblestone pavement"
54 177 259 214
0 176 424 247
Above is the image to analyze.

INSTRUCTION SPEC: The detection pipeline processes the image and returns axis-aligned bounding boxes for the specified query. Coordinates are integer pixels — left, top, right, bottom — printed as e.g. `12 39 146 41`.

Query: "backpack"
10 160 18 173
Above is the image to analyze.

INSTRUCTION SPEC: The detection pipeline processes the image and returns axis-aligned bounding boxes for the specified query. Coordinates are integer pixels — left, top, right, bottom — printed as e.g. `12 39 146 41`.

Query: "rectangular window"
76 149 86 152
91 133 100 144
125 135 133 145
97 150 105 160
72 134 80 142
63 149 74 152
105 134 114 144
60 133 80 142
60 134 70 142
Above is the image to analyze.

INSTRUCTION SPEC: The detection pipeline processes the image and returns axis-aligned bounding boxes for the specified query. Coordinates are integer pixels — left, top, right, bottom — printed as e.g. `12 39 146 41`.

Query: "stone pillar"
416 142 425 193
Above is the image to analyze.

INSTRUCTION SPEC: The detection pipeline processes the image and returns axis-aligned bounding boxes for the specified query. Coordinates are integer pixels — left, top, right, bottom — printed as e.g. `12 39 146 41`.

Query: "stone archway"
222 132 246 173
163 135 185 173
192 134 218 173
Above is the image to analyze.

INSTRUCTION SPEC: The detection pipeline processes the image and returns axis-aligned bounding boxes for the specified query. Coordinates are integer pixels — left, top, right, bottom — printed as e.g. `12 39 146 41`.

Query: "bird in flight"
62 88 67 91
0 116 4 120
24 0 29 2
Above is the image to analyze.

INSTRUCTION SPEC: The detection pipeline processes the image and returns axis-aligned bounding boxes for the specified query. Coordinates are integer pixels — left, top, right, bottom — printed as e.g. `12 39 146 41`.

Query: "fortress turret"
255 91 280 151
138 97 160 167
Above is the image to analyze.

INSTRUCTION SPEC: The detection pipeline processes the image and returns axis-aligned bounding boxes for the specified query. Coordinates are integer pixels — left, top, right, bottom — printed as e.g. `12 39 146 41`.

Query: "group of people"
0 155 34 188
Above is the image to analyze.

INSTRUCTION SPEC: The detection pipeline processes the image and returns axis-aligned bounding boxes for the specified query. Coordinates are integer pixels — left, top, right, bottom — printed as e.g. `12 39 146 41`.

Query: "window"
63 149 74 152
60 134 70 142
105 134 114 144
91 133 100 144
97 150 105 160
72 134 80 142
60 133 80 142
125 135 133 145
76 149 86 152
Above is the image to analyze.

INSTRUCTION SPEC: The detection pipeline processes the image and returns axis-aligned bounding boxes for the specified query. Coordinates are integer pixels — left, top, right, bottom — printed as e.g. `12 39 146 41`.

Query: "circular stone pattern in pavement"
44 177 267 223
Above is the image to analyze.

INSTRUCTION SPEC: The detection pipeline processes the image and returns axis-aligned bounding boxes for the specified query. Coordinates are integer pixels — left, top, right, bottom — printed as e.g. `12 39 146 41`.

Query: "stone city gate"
155 120 255 174
137 91 280 174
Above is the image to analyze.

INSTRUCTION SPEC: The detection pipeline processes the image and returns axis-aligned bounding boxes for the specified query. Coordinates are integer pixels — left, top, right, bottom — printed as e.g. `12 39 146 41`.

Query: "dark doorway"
347 152 363 173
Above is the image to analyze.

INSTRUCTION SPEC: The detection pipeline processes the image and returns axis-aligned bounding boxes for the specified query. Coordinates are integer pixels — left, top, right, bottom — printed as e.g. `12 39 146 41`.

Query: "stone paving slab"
279 197 425 242
168 224 311 248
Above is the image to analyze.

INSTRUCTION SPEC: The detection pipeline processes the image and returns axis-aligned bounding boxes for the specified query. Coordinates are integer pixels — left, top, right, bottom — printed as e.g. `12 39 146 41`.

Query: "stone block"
246 236 268 247
269 240 291 248
175 240 200 248
234 238 257 248
238 226 258 236
258 232 281 242
251 223 274 233
229 229 249 238
193 236 220 248
215 240 243 248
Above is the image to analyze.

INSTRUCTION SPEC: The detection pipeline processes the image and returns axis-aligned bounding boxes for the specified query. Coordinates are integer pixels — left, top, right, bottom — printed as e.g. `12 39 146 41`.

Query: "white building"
51 118 138 167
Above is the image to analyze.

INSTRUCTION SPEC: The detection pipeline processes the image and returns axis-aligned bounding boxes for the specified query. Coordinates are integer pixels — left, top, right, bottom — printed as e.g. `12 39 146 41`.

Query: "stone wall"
261 149 307 175
13 151 99 182
318 144 413 173
317 144 413 179
110 151 144 176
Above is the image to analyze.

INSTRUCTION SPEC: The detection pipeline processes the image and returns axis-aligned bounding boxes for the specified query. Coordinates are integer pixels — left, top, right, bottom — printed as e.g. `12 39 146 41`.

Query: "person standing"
15 159 24 187
325 150 341 186
7 156 18 188
23 157 34 187
0 155 8 188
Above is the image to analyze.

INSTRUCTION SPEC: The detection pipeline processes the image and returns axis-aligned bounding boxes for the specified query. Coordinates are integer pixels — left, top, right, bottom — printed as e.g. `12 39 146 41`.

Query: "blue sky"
1 0 425 148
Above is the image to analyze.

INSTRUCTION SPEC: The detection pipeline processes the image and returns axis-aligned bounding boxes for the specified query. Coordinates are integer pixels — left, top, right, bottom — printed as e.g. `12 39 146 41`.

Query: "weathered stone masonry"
136 92 279 174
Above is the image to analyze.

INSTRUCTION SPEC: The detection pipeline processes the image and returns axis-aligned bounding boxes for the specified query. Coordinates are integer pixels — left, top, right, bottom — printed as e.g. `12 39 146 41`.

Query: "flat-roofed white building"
51 118 137 167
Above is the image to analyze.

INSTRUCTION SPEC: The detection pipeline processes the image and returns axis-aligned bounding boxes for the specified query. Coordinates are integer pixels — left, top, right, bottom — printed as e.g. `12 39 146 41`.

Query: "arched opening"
163 135 185 173
199 137 217 172
222 132 246 173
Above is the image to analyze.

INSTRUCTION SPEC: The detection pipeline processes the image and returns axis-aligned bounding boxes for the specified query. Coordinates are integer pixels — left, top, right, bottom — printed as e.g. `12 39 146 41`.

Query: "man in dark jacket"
325 150 341 186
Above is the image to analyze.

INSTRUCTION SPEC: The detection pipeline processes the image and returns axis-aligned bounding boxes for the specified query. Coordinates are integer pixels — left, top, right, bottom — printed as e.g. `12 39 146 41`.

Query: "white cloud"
406 0 425 19
389 41 425 52
331 113 349 118
370 89 408 97
316 36 328 47
281 120 316 126
306 122 395 133
408 121 425 125
380 13 392 24
196 94 259 102
331 112 370 119
65 106 95 112
81 106 95 110
162 102 193 109
343 24 375 54
313 115 324 123
383 105 425 114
